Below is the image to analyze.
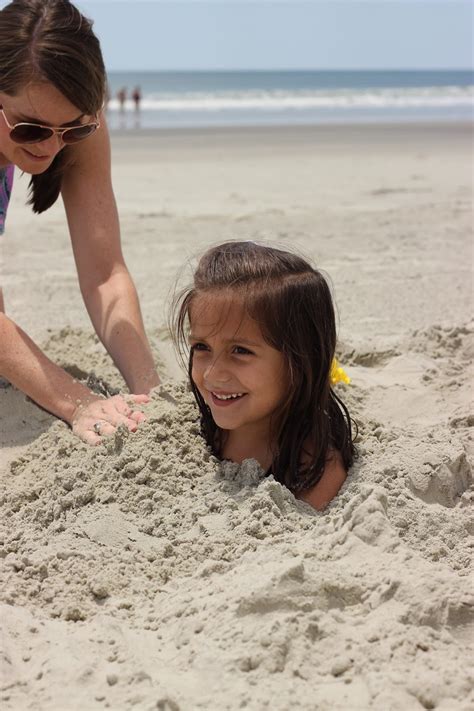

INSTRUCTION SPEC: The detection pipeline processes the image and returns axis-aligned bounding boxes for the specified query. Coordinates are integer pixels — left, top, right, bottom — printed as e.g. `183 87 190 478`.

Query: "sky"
1 0 473 71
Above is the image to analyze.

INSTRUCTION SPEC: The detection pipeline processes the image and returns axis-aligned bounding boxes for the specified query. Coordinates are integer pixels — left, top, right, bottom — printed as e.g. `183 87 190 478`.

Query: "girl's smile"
210 391 246 405
189 295 288 440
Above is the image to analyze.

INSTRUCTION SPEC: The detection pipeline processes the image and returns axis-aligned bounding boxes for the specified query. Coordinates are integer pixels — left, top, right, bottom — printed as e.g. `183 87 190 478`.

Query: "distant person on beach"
172 241 355 511
117 86 127 112
0 0 159 444
132 86 141 112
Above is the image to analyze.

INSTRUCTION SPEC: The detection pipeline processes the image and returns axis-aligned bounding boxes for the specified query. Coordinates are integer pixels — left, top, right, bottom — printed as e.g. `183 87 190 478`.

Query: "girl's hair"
0 0 106 213
172 241 356 494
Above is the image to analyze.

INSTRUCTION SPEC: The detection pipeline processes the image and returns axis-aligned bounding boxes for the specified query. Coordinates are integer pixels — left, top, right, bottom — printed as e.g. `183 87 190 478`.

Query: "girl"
172 241 356 511
0 0 159 445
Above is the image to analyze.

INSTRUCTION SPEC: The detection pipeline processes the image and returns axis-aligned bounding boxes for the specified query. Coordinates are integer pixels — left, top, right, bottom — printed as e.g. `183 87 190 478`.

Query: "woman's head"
0 0 106 211
173 241 355 492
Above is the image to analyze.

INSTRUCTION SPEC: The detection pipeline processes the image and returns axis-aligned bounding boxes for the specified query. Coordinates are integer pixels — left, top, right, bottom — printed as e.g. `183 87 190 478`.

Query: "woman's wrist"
126 368 160 395
0 312 101 427
61 384 102 426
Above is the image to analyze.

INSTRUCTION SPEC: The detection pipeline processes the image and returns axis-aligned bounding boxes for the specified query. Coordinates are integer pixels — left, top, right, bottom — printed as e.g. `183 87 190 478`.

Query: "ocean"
105 69 473 130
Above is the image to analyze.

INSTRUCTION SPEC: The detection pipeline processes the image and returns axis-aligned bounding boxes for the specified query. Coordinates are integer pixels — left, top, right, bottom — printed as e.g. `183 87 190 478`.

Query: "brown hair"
172 241 356 494
0 0 106 213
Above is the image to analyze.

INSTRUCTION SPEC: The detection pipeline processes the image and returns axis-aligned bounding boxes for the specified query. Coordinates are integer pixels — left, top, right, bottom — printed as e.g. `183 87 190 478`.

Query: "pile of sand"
1 319 472 711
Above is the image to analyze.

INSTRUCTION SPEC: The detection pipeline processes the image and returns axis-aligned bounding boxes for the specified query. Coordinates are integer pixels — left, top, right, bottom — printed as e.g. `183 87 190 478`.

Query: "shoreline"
108 119 473 140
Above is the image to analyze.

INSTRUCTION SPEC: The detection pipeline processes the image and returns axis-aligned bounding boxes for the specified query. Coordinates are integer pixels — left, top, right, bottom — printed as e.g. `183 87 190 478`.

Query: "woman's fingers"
129 393 150 404
109 395 147 427
80 430 102 446
98 398 139 430
92 421 116 438
113 398 133 417
130 410 146 424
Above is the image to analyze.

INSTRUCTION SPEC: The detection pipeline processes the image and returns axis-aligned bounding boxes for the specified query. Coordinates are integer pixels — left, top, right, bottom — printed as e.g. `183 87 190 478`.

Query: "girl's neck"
221 426 275 471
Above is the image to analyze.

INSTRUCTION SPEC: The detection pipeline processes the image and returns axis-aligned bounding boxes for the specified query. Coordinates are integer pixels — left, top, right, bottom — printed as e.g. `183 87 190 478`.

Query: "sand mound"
1 333 473 711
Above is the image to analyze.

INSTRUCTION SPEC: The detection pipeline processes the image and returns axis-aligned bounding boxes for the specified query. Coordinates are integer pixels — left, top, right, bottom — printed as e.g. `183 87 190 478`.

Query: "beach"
0 122 472 710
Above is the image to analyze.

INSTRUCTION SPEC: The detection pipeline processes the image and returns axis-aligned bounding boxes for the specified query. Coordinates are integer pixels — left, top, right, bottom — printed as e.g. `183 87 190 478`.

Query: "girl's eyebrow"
188 334 206 345
225 338 260 347
189 334 260 347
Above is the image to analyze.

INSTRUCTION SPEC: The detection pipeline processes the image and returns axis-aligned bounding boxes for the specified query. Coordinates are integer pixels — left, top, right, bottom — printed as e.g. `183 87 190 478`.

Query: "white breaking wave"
108 86 474 112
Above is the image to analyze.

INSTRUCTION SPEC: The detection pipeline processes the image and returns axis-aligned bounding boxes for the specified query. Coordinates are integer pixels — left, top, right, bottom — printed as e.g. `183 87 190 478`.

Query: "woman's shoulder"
61 115 112 200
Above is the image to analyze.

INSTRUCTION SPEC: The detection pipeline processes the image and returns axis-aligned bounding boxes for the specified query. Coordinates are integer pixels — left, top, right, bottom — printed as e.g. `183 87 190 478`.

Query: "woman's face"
0 82 93 173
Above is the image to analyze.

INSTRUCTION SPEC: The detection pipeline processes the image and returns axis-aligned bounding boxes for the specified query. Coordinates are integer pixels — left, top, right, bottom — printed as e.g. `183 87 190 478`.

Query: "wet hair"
172 241 356 494
0 0 106 213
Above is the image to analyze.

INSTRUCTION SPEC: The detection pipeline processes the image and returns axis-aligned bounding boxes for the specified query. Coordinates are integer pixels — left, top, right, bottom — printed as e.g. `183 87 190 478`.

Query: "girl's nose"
204 356 230 384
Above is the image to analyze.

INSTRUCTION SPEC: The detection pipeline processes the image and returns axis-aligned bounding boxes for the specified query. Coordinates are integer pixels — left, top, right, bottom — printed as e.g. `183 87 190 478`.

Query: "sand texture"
0 124 473 710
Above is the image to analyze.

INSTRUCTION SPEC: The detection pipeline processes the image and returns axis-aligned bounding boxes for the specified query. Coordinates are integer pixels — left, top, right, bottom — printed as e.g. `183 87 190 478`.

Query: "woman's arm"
0 312 147 444
61 115 159 395
297 450 347 511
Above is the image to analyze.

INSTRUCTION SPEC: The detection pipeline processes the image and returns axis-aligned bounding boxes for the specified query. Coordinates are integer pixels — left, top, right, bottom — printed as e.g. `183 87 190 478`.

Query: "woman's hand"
71 393 150 445
0 314 151 443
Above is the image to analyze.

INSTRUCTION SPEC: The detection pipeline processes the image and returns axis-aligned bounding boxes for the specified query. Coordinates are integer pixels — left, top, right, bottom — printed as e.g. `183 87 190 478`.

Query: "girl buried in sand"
172 241 356 511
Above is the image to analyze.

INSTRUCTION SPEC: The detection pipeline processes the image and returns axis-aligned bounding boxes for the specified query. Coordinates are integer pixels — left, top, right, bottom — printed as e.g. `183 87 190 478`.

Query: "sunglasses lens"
62 123 98 144
10 124 54 144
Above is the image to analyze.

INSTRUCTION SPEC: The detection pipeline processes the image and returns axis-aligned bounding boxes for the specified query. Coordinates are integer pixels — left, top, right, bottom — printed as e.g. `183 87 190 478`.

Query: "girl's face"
189 293 288 438
0 82 92 173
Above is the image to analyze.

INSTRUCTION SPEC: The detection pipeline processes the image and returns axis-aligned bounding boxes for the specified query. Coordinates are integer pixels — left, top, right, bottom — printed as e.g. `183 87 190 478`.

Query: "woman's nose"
39 133 63 154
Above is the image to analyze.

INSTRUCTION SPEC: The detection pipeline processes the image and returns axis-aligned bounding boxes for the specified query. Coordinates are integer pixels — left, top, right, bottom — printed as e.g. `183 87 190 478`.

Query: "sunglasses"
0 107 100 145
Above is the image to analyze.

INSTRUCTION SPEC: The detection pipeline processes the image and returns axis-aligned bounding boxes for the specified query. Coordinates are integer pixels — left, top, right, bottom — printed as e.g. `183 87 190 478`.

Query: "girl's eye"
191 342 209 352
233 345 253 355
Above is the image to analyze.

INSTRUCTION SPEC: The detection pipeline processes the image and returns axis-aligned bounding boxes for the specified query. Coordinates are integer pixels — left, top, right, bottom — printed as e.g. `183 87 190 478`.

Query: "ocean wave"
108 86 474 112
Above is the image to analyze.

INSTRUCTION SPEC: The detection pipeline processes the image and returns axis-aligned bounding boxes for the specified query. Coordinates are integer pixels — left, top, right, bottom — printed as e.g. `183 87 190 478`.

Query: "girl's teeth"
213 392 243 400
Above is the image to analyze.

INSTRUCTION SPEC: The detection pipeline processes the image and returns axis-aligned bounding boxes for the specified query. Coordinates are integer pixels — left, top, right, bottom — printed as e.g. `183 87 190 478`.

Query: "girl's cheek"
191 361 202 386
192 368 207 403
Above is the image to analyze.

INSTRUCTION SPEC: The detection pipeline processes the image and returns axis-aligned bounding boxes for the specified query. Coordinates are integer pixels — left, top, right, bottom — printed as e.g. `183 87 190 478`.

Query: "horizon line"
106 66 473 73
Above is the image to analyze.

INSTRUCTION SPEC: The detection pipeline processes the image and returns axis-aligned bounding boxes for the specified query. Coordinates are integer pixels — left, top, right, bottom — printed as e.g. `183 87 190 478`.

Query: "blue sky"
2 1 473 70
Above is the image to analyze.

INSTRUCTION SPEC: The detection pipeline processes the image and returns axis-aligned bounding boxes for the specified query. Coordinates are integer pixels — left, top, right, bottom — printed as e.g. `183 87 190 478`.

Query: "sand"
0 123 473 710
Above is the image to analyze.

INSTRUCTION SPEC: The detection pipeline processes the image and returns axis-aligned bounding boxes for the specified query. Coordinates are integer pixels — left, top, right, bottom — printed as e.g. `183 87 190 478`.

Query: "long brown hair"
172 241 356 494
0 0 106 213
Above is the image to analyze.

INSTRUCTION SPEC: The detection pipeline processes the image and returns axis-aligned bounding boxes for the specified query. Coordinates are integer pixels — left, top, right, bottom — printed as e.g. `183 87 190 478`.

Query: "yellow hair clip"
330 358 351 386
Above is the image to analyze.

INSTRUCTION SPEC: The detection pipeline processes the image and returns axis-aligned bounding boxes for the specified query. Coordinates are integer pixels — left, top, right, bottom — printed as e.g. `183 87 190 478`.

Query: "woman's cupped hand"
71 393 150 445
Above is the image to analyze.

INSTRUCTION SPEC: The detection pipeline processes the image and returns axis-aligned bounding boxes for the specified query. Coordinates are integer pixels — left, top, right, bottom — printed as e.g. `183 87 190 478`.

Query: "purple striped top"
0 165 14 235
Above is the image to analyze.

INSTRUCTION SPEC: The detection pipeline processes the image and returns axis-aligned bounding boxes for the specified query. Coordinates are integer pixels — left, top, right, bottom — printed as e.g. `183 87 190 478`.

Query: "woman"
0 0 159 444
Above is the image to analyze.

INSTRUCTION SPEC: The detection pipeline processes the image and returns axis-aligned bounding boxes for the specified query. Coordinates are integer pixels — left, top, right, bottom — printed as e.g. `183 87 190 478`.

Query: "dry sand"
0 123 473 710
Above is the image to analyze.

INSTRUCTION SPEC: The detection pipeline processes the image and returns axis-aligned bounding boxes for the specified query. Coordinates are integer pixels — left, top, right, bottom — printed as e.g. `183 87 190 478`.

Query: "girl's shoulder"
297 448 347 511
